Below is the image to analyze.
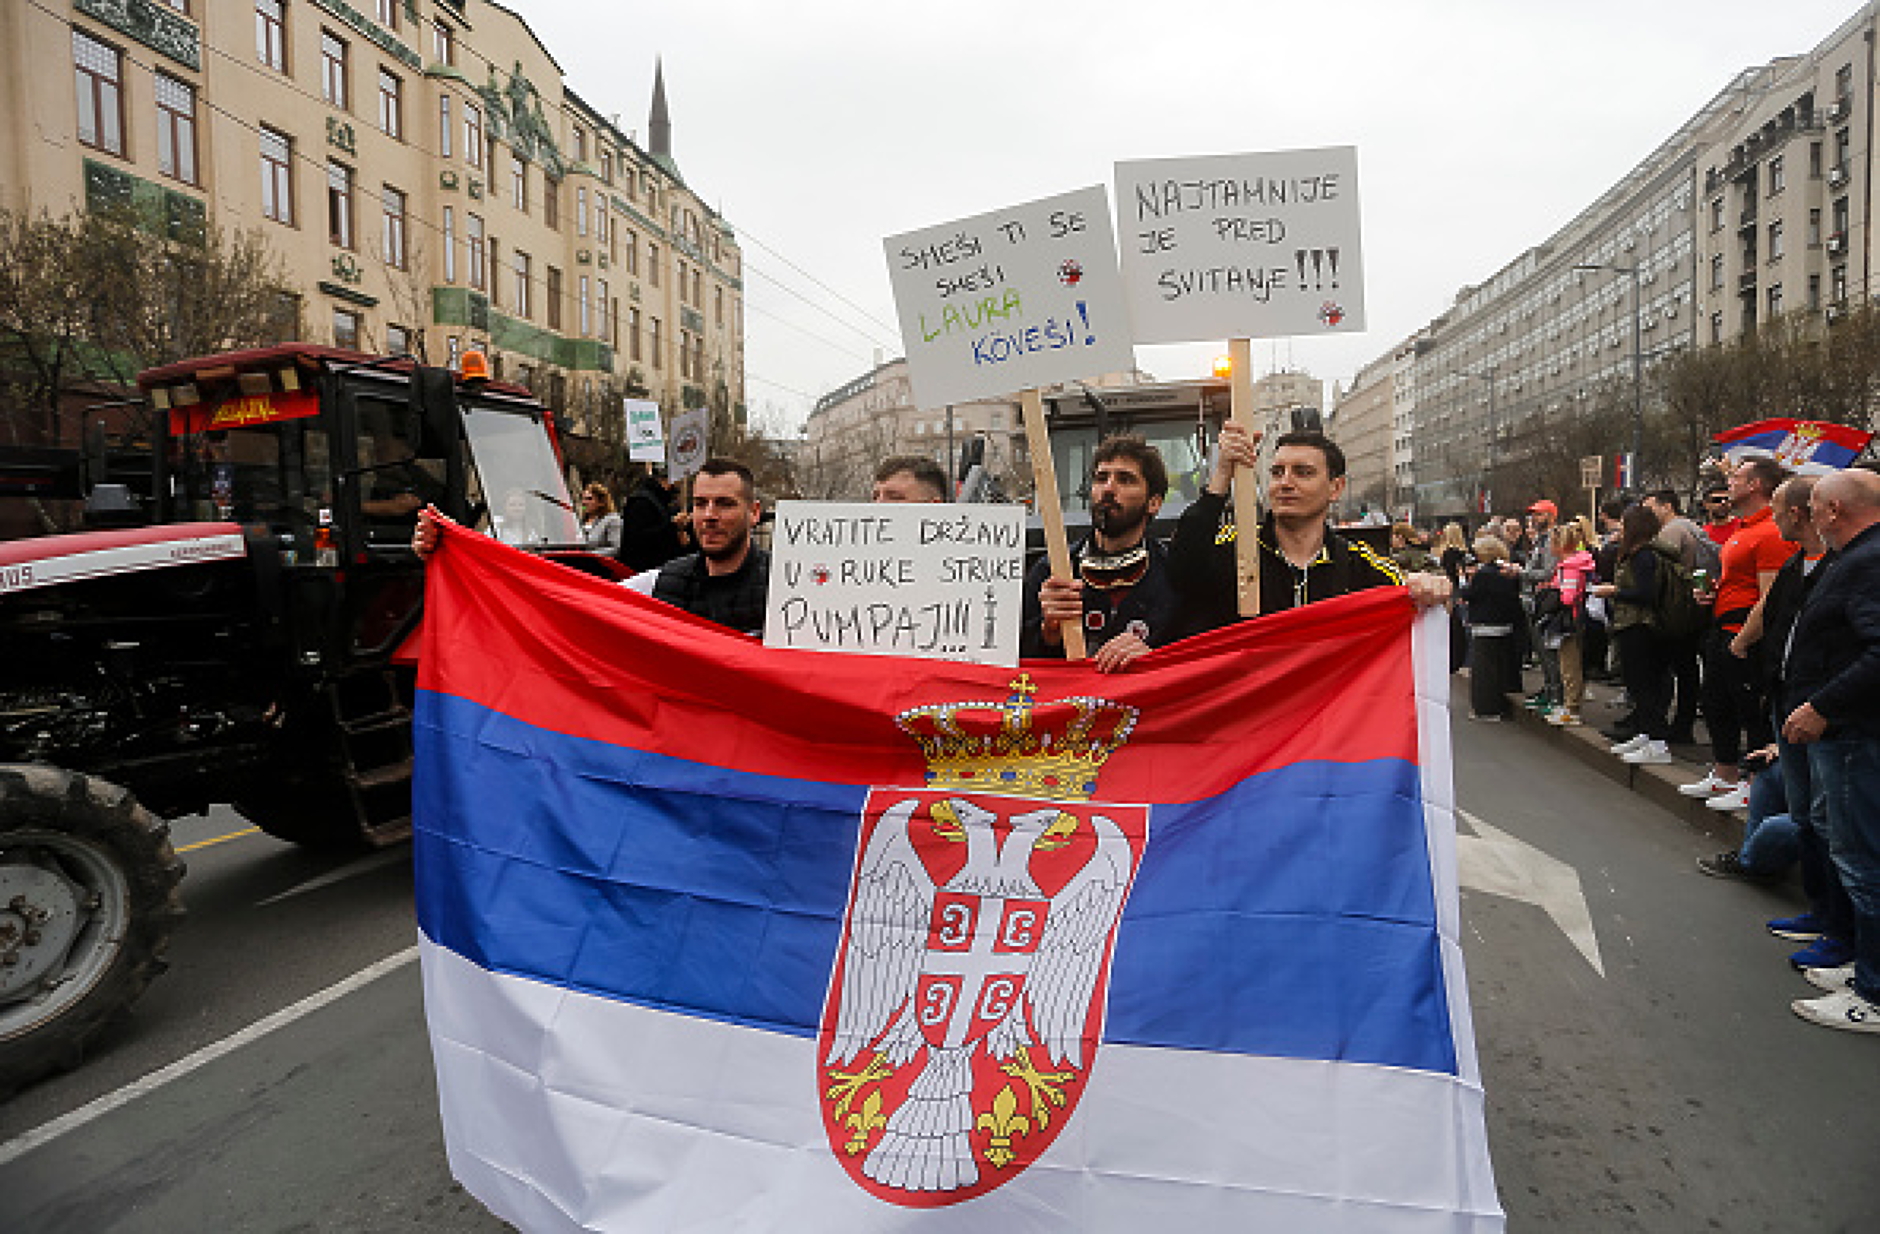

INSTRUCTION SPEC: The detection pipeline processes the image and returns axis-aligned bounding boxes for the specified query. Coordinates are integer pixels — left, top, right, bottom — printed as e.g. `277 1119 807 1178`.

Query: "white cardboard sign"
1115 147 1365 343
762 501 1026 666
625 398 664 463
885 186 1137 408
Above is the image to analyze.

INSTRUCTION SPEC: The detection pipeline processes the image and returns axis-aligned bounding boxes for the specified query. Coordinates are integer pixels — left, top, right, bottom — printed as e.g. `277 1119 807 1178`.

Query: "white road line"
256 849 408 906
0 944 419 1168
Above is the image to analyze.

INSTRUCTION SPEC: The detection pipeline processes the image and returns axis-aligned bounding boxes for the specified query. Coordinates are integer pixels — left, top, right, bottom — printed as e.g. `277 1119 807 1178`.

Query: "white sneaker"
1705 783 1753 811
1792 987 1880 1034
1805 963 1857 993
1680 770 1736 798
1610 734 1650 756
1623 739 1673 765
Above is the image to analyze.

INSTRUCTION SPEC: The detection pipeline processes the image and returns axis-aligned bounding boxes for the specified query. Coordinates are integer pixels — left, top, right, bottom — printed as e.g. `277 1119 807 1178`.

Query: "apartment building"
800 358 1026 500
0 0 744 449
1336 4 1880 519
1330 356 1392 515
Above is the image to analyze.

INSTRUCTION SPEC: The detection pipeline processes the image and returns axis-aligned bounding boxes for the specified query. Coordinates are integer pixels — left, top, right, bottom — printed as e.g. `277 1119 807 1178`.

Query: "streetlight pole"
1573 262 1643 485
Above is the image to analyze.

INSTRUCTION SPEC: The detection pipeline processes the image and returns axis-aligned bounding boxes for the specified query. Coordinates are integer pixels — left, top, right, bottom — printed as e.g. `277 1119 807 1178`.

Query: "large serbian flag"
1714 418 1873 474
413 522 1502 1232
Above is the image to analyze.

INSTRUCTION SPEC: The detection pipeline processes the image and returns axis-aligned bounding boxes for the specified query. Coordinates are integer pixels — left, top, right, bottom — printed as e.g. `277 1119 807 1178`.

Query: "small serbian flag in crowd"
1714 418 1873 474
413 522 1502 1233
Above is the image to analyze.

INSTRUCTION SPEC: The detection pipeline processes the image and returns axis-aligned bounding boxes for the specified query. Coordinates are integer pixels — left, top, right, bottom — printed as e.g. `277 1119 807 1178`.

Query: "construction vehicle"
0 344 617 1095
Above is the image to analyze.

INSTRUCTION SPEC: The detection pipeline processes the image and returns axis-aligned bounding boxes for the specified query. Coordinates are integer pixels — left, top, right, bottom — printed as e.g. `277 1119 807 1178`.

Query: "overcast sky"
519 0 1865 433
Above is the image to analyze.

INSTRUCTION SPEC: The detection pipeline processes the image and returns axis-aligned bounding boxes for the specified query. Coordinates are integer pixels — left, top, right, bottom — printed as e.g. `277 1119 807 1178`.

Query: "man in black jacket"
1022 435 1181 673
632 458 771 635
1780 467 1880 1035
1167 424 1447 631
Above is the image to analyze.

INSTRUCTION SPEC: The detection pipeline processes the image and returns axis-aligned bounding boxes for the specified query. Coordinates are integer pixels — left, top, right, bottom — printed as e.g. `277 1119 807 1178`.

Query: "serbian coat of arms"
817 675 1147 1206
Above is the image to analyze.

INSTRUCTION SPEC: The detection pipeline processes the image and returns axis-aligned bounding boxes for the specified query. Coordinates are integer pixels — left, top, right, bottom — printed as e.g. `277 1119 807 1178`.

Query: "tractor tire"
0 765 185 1099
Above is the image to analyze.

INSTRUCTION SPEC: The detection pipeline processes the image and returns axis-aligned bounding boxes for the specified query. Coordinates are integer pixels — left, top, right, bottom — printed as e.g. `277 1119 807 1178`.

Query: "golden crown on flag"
894 674 1139 802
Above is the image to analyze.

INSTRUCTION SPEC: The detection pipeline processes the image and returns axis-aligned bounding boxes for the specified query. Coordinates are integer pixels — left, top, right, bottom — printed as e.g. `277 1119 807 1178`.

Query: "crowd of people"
416 425 1880 1040
1434 456 1880 1037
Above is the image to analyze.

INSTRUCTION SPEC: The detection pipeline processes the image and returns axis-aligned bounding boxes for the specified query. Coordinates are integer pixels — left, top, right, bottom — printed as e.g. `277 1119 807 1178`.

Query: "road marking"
256 849 408 906
1457 807 1605 976
0 945 419 1168
175 826 261 854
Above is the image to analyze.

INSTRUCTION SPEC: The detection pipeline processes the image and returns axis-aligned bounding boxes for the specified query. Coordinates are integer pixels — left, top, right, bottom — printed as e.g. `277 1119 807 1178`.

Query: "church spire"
649 58 672 164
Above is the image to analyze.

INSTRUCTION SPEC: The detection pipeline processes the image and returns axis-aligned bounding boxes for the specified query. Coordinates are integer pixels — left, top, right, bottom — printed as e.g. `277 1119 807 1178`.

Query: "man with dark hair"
1168 422 1447 632
1023 434 1180 673
1644 487 1714 744
1684 455 1794 808
871 455 948 503
619 466 687 570
627 458 771 634
1700 479 1739 546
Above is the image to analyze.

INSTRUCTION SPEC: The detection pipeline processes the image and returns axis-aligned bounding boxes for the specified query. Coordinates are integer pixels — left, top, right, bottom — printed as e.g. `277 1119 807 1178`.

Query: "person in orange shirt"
1684 457 1794 808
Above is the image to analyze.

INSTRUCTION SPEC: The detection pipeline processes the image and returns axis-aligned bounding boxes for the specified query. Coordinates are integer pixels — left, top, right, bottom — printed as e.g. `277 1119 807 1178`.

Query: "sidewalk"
1465 662 1749 848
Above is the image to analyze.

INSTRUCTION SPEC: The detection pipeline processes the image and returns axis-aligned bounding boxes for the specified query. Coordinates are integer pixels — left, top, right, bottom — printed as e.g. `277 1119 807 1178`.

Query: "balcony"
1827 232 1848 257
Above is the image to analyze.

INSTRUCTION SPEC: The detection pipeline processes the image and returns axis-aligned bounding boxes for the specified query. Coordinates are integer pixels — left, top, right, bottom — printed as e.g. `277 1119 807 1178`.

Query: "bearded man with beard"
1021 434 1183 673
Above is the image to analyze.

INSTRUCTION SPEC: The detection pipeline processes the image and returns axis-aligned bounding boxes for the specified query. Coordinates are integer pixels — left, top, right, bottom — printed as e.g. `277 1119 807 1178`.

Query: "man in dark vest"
625 457 770 635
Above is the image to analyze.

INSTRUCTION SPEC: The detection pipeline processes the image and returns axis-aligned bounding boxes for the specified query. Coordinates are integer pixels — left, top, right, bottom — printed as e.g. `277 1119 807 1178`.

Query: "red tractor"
0 344 623 1095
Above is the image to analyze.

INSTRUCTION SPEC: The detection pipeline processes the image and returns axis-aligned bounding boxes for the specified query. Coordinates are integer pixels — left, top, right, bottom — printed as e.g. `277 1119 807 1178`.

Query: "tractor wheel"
0 765 185 1099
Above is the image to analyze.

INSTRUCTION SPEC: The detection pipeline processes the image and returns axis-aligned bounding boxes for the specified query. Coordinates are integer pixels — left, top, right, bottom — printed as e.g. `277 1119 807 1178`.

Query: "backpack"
1652 544 1708 639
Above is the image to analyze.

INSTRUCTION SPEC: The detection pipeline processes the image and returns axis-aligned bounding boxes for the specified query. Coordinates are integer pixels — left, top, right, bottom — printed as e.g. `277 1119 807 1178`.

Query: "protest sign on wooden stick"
1228 337 1261 618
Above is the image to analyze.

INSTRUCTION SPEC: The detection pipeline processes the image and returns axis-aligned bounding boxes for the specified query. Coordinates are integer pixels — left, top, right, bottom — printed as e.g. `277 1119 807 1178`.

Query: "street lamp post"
1573 261 1643 486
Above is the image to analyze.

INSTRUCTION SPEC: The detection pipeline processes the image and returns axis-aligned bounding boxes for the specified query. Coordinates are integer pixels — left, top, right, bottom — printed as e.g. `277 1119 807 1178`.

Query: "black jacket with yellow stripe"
1167 490 1403 632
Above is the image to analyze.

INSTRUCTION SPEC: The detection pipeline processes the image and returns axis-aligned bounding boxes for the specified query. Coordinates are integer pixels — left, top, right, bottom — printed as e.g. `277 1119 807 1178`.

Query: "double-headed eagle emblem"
817 675 1146 1206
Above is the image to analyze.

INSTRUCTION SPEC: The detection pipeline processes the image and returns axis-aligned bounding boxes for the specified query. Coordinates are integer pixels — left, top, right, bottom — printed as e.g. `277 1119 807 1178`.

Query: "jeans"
1778 709 1857 945
1808 736 1880 1003
1738 758 1799 874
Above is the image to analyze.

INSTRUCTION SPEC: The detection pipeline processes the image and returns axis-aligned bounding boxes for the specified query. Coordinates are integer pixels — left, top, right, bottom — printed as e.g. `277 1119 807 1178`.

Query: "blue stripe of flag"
412 692 1456 1075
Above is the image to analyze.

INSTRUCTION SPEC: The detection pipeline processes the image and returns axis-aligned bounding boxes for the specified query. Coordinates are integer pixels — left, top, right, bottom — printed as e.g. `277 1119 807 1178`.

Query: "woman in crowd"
1438 522 1472 671
1460 533 1523 720
1592 505 1675 764
579 483 623 553
1540 522 1597 727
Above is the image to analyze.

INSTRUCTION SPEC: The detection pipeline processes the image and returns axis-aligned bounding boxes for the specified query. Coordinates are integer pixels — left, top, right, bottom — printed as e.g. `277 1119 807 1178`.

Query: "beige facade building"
0 0 744 454
1330 357 1391 516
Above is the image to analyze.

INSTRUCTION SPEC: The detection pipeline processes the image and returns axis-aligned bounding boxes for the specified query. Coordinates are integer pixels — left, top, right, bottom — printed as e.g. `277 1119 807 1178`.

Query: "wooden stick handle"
1229 338 1261 618
1020 387 1086 661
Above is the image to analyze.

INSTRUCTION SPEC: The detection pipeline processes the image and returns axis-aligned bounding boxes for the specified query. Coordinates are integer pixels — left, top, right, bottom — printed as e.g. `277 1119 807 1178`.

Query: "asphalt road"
2 702 1877 1232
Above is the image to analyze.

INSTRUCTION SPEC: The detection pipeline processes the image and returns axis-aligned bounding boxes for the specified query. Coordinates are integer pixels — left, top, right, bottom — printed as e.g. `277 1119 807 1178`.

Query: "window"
576 186 588 235
597 279 609 338
73 30 125 156
1837 63 1853 101
1832 264 1847 301
511 155 527 212
260 126 294 223
487 239 499 306
433 21 454 66
623 230 638 276
650 315 661 369
156 74 198 184
321 31 349 109
1709 198 1723 232
544 177 560 230
1710 311 1724 344
443 206 456 282
438 95 451 159
546 267 562 330
333 308 361 349
596 203 608 247
601 152 612 184
578 275 591 335
378 69 402 139
1768 220 1784 261
467 213 485 290
714 285 723 327
386 322 410 355
628 308 642 361
514 251 532 319
1809 273 1822 310
676 260 688 304
648 244 660 287
1810 141 1823 178
1768 284 1783 316
257 1 286 71
327 163 355 248
1768 156 1784 195
382 185 407 268
1710 253 1724 290
161 0 190 13
692 268 703 307
1809 207 1822 246
464 102 483 169
376 0 398 30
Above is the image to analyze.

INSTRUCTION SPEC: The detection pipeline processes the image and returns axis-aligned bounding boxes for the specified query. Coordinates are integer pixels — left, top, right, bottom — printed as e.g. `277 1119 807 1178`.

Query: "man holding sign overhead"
1169 422 1448 629
1022 434 1183 671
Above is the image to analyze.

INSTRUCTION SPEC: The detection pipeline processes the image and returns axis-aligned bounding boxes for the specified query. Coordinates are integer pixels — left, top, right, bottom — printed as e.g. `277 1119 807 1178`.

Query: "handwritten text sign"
625 398 664 463
1115 147 1365 343
763 501 1026 666
885 186 1136 407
